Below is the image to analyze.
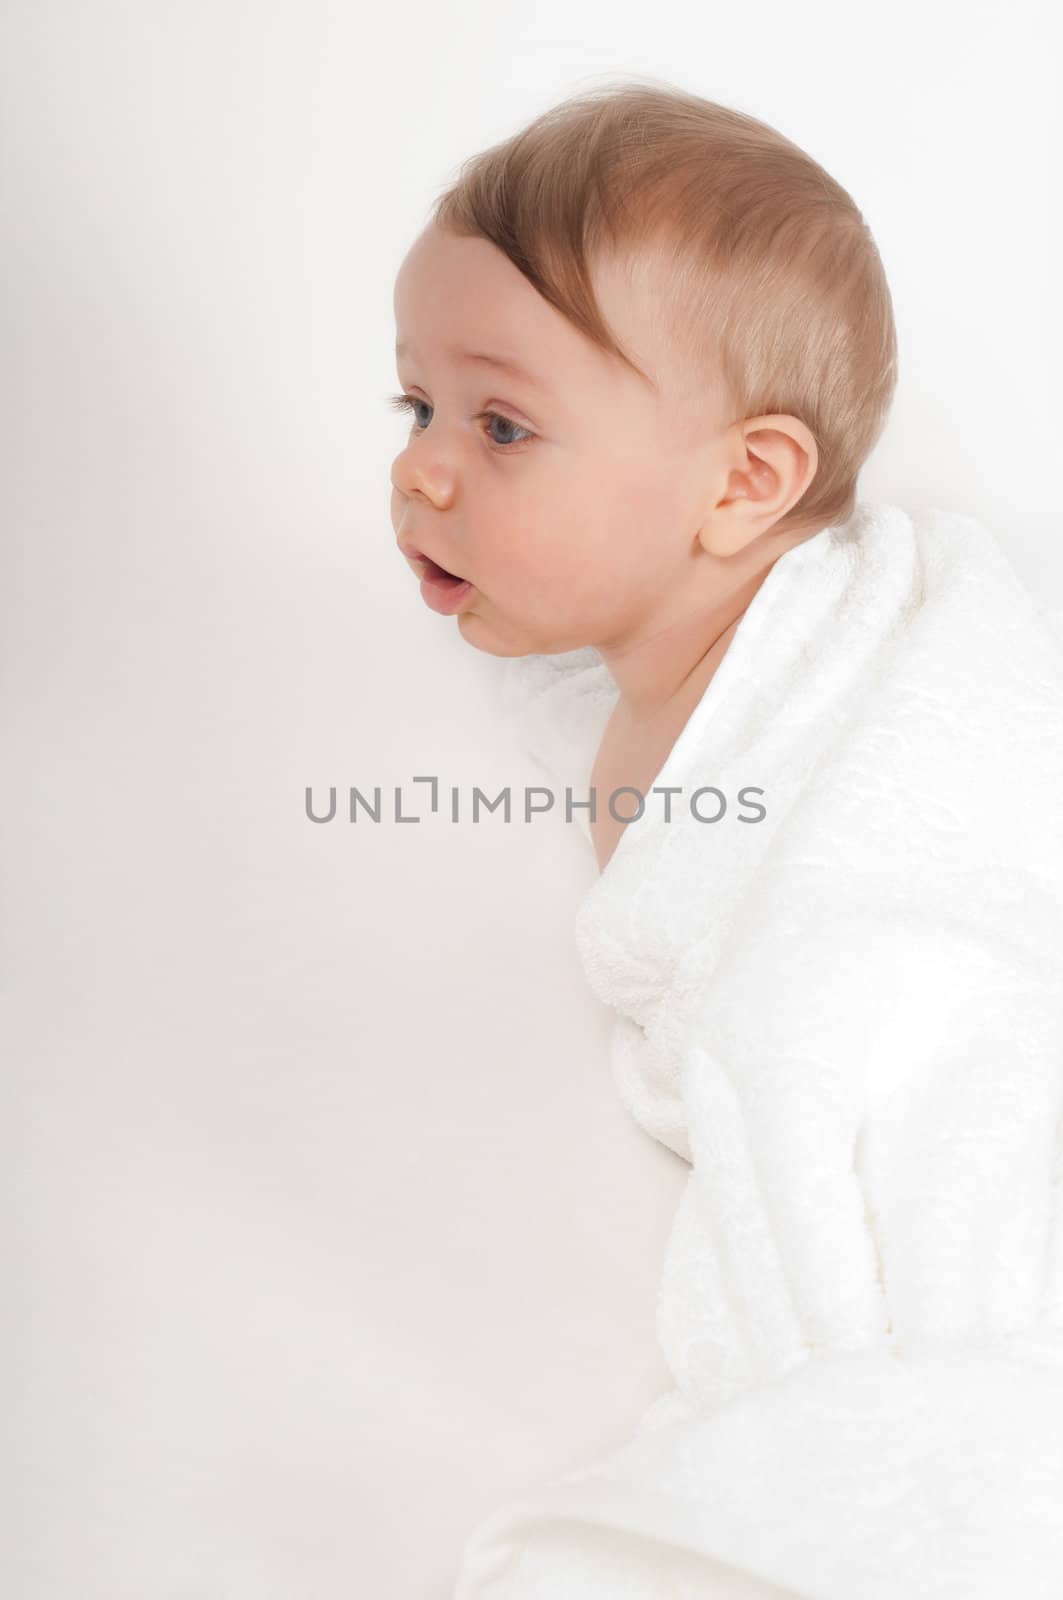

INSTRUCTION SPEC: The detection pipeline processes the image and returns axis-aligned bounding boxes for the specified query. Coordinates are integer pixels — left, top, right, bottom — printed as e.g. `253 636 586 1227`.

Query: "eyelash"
386 392 535 452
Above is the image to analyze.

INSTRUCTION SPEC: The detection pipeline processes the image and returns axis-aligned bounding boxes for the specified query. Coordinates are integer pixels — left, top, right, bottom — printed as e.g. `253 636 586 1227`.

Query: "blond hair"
431 77 898 535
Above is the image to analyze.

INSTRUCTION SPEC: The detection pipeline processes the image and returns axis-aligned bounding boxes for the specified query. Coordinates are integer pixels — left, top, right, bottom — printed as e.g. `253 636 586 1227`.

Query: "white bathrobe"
453 502 1063 1599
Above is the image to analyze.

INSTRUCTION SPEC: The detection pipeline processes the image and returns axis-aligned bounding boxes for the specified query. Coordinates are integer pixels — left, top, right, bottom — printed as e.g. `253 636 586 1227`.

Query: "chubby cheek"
486 531 617 642
498 507 600 596
490 541 566 611
621 448 692 529
473 462 673 625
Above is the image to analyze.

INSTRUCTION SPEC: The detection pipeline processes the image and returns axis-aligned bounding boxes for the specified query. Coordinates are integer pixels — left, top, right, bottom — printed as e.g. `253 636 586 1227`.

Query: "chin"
456 622 522 659
455 605 590 660
455 612 542 659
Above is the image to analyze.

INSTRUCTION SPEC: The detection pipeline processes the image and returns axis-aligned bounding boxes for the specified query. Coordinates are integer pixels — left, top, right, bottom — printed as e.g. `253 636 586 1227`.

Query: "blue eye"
386 392 534 452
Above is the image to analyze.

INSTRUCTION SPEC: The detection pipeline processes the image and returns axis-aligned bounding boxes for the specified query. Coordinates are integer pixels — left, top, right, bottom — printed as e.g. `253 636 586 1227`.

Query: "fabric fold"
454 1336 1063 1599
461 502 1063 1597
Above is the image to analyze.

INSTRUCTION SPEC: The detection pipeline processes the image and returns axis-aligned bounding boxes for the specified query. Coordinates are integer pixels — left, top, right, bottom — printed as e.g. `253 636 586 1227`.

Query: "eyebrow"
394 341 554 395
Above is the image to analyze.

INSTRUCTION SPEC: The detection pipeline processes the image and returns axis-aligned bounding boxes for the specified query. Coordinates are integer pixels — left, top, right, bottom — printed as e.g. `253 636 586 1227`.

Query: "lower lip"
418 570 475 615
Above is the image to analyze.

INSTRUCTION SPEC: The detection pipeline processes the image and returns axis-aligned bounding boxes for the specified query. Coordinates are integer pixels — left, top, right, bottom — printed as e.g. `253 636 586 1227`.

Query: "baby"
388 81 892 876
389 78 1063 1600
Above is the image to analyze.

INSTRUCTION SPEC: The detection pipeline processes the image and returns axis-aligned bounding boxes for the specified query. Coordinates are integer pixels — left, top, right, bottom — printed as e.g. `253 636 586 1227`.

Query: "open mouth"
406 545 475 615
420 554 467 588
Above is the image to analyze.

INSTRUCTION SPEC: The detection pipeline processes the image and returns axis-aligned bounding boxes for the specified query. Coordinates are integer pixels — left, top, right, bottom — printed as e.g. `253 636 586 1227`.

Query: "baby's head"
390 79 897 660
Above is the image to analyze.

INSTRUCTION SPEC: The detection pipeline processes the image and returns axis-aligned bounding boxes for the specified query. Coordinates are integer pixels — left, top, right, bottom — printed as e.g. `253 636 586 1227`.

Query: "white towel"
454 501 1063 1599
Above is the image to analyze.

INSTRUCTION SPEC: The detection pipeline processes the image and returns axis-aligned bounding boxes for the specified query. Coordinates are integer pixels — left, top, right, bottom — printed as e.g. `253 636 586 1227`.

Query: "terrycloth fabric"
454 502 1063 1599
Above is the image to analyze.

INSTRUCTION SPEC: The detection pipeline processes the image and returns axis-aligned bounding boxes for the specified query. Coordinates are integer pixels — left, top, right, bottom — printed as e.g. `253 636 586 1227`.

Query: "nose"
390 432 455 511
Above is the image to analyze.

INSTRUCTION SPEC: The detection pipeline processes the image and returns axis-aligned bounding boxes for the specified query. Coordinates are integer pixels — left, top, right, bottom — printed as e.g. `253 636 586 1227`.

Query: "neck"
594 541 793 725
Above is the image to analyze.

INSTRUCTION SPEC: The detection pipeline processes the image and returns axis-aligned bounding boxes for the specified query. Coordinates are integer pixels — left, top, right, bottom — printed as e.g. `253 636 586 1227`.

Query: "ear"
700 414 819 557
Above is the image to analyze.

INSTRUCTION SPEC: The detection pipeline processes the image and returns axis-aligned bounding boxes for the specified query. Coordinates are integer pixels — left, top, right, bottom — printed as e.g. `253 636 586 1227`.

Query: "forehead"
393 223 667 400
394 337 555 396
394 226 559 365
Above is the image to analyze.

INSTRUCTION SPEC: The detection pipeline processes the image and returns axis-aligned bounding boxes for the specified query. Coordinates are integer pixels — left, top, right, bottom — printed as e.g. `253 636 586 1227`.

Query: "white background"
4 2 1061 1596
